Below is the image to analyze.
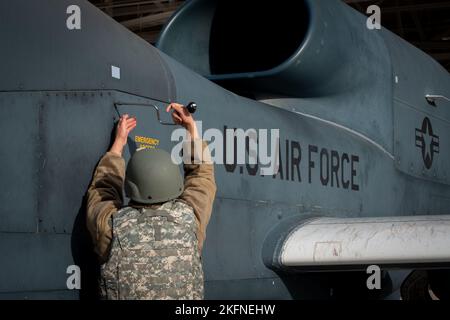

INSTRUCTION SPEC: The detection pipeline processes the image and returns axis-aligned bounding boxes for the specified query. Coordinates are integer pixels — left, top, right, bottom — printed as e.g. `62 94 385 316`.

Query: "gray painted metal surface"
0 0 449 299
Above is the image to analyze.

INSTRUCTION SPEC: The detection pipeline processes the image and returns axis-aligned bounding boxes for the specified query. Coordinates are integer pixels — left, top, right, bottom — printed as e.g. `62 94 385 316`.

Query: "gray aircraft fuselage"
0 0 449 299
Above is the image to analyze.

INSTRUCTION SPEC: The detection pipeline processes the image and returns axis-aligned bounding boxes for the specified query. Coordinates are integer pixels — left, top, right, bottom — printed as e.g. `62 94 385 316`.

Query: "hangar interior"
89 0 450 72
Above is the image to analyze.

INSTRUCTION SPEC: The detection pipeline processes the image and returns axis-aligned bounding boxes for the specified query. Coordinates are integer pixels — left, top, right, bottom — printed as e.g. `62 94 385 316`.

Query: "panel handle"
425 95 450 106
114 102 197 126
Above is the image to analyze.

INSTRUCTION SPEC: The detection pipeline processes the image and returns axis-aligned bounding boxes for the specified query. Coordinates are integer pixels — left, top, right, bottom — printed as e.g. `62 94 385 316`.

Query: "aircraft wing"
263 215 450 271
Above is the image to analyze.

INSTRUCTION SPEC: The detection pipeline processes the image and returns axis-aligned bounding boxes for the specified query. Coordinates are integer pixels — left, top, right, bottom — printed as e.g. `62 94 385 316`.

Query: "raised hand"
110 114 137 156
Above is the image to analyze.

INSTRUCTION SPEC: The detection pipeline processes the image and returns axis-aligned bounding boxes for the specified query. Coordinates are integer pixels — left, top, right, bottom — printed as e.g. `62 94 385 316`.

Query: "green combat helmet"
125 148 184 204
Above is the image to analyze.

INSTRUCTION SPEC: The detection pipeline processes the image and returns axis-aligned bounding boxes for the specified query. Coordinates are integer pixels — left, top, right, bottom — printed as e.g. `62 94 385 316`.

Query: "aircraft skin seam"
292 111 395 161
394 97 450 125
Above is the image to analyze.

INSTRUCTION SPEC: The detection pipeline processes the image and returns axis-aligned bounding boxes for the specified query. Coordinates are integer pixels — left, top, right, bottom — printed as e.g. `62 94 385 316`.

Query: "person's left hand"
110 114 137 156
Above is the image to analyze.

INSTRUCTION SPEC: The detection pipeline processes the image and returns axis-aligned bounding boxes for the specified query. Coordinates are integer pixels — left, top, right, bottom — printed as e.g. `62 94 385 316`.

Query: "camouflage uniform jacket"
86 140 216 297
100 200 204 299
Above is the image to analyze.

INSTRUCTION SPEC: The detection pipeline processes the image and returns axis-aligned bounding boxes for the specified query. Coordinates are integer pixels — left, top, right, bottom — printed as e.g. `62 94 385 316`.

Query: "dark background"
89 0 450 72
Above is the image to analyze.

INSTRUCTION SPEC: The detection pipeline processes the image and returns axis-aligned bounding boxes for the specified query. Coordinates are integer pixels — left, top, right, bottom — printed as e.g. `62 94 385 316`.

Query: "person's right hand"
166 103 199 139
166 103 194 128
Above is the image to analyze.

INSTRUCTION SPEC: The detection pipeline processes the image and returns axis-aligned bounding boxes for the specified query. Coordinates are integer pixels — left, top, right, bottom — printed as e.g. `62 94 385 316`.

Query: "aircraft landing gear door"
113 95 180 164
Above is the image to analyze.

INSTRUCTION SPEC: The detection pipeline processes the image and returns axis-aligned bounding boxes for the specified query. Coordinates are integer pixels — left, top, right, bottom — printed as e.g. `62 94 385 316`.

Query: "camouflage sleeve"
86 151 125 262
180 140 217 252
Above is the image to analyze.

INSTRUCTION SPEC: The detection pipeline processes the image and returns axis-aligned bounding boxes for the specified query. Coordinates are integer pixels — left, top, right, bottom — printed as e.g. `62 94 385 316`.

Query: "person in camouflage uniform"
86 103 216 300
